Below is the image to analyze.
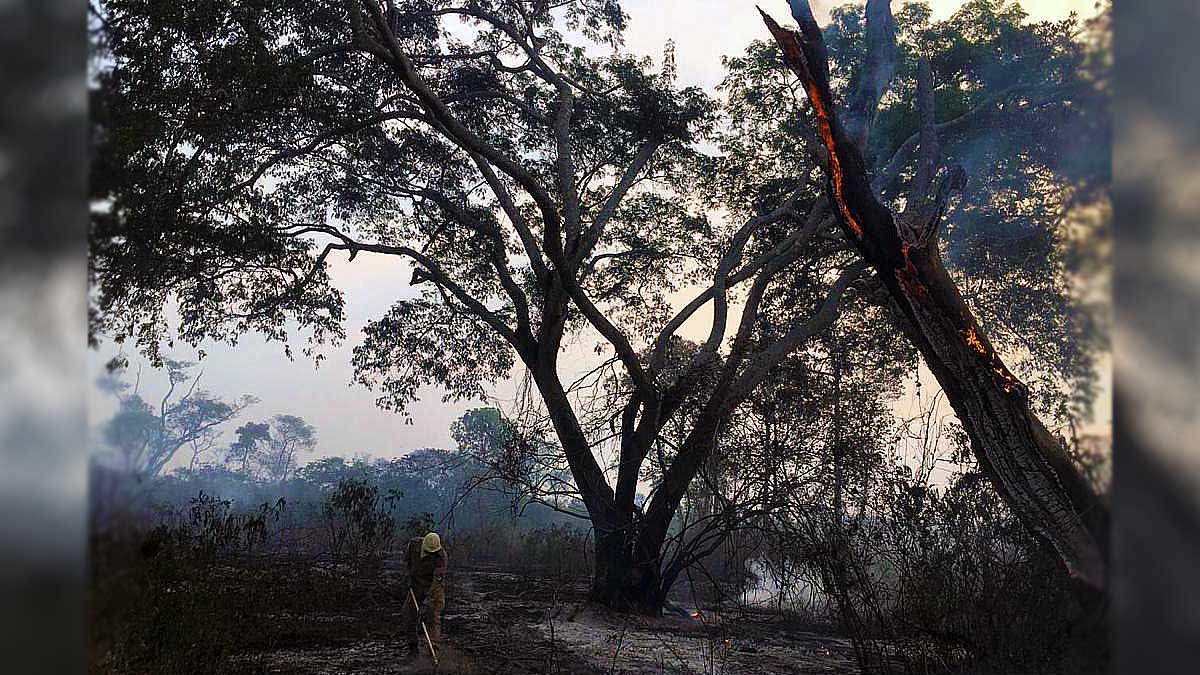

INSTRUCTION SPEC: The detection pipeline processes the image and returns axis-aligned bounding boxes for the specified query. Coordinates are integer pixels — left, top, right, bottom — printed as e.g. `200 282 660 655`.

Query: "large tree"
90 0 873 612
753 0 1110 593
89 0 1109 612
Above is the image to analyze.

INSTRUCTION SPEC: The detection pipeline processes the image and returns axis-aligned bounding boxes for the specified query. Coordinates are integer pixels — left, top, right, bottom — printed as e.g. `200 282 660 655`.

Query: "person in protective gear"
401 531 448 656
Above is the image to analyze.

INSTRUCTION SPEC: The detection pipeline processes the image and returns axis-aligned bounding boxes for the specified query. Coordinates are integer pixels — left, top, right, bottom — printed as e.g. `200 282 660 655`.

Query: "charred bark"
590 519 669 615
761 2 1109 592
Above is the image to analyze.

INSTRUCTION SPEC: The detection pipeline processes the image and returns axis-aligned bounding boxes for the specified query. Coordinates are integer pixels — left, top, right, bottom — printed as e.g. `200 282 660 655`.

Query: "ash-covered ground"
214 562 858 675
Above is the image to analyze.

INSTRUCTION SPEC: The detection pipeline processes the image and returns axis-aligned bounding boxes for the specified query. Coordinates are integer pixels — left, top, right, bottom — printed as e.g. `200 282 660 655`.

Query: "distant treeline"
91 445 585 534
89 355 584 535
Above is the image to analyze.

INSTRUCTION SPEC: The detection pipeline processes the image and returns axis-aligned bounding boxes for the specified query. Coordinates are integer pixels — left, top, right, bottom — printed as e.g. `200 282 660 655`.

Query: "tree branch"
729 260 869 398
287 222 522 347
466 151 550 280
650 194 827 372
872 83 1068 195
841 0 899 148
574 137 666 265
358 0 563 239
698 186 808 359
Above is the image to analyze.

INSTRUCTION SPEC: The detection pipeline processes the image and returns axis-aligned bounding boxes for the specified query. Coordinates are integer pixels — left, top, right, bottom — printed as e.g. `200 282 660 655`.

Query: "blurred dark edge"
0 1 88 674
1112 0 1200 674
0 1 1196 674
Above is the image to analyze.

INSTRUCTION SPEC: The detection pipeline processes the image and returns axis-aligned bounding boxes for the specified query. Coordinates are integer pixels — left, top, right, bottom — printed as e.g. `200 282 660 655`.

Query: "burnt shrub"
90 493 288 675
321 478 402 574
147 491 286 560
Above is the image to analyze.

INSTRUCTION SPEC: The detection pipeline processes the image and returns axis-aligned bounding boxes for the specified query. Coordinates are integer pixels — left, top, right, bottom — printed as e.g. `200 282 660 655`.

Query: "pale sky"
87 1 1108 469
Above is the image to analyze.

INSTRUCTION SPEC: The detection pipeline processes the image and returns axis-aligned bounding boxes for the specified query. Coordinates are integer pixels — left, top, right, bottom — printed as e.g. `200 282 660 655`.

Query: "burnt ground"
223 562 859 675
91 530 860 675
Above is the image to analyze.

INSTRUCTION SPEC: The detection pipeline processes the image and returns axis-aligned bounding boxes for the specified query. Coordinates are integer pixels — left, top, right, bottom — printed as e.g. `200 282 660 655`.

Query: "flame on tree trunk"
760 2 1108 592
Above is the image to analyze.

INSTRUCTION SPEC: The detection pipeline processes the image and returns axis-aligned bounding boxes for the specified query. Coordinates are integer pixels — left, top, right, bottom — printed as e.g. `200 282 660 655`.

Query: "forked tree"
98 359 256 479
91 0 870 612
90 0 1109 612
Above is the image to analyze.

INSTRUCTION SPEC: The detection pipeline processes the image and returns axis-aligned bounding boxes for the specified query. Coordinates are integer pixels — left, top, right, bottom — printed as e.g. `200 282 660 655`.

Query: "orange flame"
964 326 986 354
801 79 865 240
962 321 1022 394
771 18 1023 399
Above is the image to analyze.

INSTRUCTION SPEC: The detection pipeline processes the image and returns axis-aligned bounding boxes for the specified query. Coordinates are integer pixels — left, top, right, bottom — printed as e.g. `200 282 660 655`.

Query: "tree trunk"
889 246 1109 591
527 358 671 614
590 522 668 615
761 8 1109 592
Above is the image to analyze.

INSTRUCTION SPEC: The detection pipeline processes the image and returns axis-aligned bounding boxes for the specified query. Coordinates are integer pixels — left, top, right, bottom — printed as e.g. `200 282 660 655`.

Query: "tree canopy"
89 0 1110 609
97 358 256 478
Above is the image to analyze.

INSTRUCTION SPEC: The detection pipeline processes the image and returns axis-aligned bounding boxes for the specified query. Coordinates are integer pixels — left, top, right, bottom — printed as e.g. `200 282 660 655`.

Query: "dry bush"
320 478 402 574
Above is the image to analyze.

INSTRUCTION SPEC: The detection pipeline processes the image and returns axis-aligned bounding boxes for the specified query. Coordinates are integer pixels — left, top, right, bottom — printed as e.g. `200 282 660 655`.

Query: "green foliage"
224 414 317 481
717 0 1111 426
352 297 516 416
90 0 717 399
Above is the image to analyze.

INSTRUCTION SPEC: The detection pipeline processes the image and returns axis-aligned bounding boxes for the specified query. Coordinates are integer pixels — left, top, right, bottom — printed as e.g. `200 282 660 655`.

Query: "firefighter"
402 531 447 657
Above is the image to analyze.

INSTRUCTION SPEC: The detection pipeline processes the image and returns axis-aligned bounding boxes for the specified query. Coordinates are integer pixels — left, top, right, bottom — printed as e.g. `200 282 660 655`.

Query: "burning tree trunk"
760 1 1108 592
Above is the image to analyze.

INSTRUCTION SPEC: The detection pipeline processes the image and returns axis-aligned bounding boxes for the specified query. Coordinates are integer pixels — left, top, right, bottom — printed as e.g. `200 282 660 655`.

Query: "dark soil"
91 544 858 675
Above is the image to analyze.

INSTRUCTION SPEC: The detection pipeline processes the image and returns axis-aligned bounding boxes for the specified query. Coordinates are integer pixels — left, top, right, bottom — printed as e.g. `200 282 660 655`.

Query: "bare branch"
411 188 534 338
841 0 899 148
559 276 656 397
553 85 582 258
698 186 807 359
729 260 870 398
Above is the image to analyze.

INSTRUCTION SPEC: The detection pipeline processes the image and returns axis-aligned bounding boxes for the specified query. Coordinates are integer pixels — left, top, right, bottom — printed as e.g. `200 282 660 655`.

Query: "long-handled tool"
408 587 440 668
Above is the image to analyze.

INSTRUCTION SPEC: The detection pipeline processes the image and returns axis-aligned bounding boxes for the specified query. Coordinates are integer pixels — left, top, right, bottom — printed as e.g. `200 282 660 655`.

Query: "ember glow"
897 242 929 298
964 326 986 354
800 78 865 240
961 322 1023 394
766 13 1027 401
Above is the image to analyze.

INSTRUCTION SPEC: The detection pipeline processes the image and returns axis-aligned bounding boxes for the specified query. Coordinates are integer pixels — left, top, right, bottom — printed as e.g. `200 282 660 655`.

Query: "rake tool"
408 587 440 668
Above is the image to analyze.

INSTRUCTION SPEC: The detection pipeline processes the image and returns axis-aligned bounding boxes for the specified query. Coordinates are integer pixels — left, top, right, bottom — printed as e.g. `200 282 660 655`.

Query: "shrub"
147 491 285 561
321 478 402 573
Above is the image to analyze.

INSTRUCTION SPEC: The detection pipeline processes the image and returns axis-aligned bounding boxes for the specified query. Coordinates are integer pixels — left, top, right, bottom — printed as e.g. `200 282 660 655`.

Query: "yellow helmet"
421 532 442 556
